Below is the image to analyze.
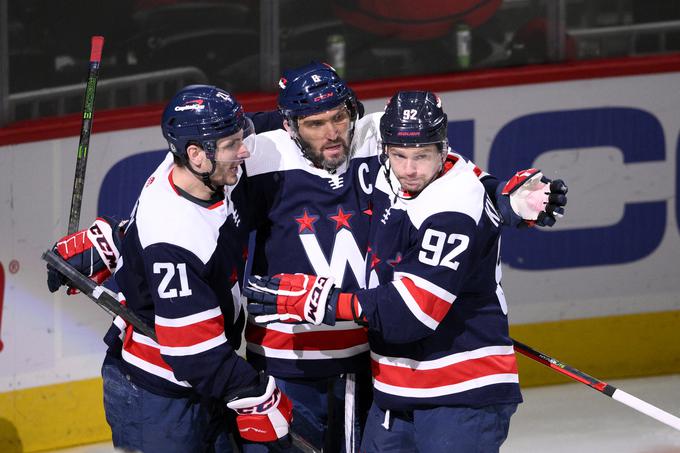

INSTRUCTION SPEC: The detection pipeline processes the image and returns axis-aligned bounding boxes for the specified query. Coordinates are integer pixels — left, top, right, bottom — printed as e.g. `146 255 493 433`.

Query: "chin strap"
179 149 219 192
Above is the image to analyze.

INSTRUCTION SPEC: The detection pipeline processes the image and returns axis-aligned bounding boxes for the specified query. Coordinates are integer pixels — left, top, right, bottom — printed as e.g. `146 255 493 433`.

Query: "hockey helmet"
277 61 357 123
380 91 448 151
162 85 249 161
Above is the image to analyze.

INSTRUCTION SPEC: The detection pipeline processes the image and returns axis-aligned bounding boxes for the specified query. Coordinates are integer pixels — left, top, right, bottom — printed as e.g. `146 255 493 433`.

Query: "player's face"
387 144 444 195
296 105 351 170
211 129 250 186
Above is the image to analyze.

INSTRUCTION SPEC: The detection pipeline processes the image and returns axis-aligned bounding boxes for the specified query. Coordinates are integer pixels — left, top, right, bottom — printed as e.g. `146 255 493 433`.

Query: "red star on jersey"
229 266 239 285
295 209 319 233
329 207 353 230
370 253 381 269
363 201 373 217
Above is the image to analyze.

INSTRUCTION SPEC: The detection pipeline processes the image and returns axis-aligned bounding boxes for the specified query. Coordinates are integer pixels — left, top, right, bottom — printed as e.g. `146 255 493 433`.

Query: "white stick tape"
612 389 680 431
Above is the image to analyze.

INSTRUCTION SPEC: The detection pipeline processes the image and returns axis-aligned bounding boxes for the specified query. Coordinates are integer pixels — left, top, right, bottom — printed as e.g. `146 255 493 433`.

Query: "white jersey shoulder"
246 129 352 177
134 152 226 264
407 153 485 229
351 112 382 159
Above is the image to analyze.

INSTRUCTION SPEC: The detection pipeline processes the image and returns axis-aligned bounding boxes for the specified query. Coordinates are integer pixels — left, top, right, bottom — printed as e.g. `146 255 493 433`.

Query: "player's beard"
303 136 350 172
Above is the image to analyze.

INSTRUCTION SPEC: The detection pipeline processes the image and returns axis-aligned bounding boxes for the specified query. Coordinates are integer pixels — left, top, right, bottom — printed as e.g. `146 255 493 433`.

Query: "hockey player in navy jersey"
242 62 377 452
51 85 295 452
242 64 566 452
243 91 565 452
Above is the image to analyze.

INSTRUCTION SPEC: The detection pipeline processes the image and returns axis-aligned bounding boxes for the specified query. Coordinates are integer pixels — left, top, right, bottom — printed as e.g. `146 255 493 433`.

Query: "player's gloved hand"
46 216 125 294
244 273 340 325
226 373 293 444
498 168 568 228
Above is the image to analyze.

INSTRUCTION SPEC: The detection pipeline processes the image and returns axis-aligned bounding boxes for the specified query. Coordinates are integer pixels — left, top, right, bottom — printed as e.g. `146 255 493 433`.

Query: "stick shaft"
513 339 680 431
67 36 104 234
42 249 157 340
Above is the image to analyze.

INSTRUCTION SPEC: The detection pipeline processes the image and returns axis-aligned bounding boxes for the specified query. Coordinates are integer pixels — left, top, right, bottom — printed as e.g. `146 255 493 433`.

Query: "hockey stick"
512 339 680 431
290 432 321 453
42 249 157 340
67 35 104 235
42 250 321 453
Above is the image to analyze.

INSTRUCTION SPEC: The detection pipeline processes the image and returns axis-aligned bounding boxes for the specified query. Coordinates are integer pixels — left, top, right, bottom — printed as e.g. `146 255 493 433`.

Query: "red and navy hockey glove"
244 273 340 325
46 216 125 294
499 168 568 227
226 373 293 444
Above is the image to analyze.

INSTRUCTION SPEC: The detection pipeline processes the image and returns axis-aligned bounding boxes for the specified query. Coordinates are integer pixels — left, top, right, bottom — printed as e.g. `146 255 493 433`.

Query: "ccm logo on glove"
88 222 118 270
307 276 330 323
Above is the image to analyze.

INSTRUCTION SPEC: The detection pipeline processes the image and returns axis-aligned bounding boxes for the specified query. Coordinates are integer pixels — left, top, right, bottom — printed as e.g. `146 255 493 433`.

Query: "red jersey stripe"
372 353 518 389
156 315 225 348
245 323 368 351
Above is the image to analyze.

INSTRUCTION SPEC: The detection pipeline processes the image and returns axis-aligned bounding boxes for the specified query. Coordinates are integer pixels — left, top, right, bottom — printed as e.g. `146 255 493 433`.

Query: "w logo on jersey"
299 230 366 289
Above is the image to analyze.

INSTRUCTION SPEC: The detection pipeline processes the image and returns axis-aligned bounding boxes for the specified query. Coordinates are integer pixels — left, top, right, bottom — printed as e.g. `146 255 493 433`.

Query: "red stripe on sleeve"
156 315 225 348
401 278 452 323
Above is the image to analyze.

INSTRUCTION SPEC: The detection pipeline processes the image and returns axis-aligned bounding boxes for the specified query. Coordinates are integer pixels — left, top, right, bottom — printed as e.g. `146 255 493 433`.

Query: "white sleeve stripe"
160 334 227 356
392 279 439 330
155 307 222 327
371 345 516 370
113 315 128 331
393 271 456 303
121 349 191 387
131 331 159 347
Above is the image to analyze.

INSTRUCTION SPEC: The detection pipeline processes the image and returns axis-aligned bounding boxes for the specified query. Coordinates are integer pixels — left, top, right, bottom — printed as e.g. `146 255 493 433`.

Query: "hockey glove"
244 273 340 325
47 216 125 294
499 168 568 227
226 373 293 444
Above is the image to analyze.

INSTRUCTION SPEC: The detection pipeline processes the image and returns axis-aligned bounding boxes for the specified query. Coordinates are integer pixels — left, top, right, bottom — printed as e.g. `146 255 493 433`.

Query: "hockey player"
244 91 556 452
241 63 565 452
50 85 294 452
242 62 377 452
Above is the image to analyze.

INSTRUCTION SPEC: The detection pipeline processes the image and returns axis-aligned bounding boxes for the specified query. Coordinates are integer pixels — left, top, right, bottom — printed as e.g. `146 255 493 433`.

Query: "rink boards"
1 57 679 451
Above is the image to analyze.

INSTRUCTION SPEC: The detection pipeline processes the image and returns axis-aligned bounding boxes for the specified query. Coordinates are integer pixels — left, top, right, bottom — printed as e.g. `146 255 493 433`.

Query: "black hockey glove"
497 168 568 228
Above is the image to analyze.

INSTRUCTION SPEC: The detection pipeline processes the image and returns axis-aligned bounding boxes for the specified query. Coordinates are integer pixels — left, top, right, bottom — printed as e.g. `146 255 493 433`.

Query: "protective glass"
213 117 256 164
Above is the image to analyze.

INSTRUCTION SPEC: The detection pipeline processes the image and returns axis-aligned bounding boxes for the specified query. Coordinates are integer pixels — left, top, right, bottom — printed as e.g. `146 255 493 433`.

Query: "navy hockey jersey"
244 127 383 379
108 153 258 398
355 152 523 411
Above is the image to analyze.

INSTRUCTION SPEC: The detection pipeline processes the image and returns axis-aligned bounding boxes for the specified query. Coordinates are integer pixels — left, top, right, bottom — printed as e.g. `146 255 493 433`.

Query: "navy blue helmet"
162 85 247 161
277 62 357 123
380 91 448 150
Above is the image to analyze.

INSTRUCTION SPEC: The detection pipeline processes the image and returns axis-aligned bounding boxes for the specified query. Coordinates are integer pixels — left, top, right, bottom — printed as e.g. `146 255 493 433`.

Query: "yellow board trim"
1 310 679 452
511 310 680 386
0 377 110 452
